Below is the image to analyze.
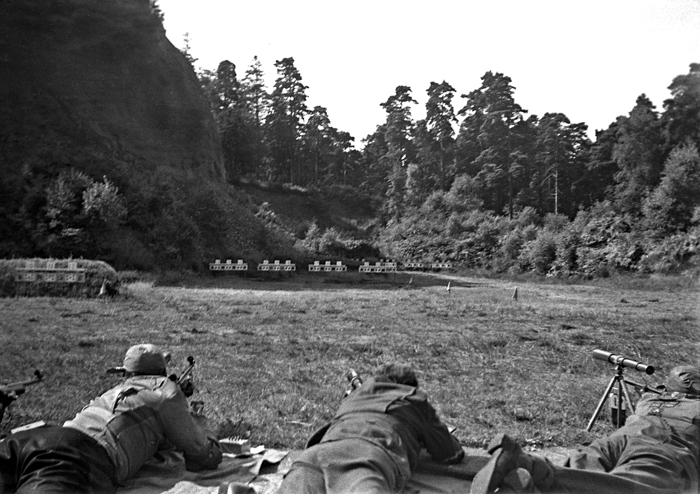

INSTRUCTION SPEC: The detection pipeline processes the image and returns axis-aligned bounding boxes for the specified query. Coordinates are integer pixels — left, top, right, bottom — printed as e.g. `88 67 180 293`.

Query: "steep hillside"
0 0 383 269
239 182 380 238
0 0 224 181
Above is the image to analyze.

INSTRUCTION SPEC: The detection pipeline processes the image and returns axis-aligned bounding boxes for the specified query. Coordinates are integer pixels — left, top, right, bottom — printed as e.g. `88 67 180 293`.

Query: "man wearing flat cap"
0 343 222 493
471 365 700 494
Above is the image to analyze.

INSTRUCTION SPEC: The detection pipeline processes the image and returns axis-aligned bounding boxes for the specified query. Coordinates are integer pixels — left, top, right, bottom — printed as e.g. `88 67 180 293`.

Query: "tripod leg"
586 375 617 432
620 379 636 415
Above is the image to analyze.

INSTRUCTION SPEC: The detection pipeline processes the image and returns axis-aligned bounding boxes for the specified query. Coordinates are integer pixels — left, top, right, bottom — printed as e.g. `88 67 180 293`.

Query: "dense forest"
189 48 700 277
1 1 697 278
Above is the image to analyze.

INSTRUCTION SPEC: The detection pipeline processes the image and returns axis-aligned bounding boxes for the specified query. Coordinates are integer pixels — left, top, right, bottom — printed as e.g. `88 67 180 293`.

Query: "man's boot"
470 434 554 494
499 468 538 493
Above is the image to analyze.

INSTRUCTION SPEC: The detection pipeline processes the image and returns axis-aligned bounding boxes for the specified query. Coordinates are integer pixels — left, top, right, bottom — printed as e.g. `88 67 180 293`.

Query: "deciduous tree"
642 141 700 236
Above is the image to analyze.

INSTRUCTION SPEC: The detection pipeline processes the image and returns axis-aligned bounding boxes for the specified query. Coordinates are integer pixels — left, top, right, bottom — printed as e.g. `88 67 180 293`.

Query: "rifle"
0 370 43 423
171 356 202 413
174 356 195 385
169 356 196 397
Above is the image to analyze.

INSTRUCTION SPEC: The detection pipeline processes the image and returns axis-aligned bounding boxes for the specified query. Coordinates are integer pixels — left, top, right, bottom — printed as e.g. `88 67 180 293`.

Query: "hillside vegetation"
0 0 698 280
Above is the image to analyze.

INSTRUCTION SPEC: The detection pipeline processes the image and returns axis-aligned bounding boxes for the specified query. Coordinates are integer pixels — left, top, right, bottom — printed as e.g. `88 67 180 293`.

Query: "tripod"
586 363 639 432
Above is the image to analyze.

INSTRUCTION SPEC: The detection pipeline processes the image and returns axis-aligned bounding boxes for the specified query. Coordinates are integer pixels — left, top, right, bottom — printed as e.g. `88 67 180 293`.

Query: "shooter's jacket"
615 391 700 487
306 377 463 481
64 376 222 483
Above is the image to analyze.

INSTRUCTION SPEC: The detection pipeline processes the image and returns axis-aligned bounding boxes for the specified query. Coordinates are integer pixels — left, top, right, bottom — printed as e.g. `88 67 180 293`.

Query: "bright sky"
159 0 700 146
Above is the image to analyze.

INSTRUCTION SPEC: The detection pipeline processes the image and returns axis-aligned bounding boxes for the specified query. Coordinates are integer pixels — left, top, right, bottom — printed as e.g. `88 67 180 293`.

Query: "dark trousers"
277 438 404 494
0 426 116 494
549 433 696 494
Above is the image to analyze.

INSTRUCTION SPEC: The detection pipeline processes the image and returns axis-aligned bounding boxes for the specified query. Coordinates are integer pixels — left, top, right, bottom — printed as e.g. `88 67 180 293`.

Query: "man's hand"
190 400 205 417
180 378 195 397
0 389 18 407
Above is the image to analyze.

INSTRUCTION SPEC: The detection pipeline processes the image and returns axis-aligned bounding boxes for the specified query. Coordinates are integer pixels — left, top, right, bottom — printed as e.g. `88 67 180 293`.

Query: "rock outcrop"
0 0 225 182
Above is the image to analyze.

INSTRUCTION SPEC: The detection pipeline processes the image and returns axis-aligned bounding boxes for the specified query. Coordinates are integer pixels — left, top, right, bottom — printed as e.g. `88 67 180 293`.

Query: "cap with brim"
665 366 700 395
107 344 169 375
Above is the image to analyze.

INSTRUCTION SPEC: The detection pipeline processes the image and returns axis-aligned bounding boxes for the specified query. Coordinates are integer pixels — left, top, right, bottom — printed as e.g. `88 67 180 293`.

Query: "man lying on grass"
0 343 222 493
471 365 700 494
276 362 464 494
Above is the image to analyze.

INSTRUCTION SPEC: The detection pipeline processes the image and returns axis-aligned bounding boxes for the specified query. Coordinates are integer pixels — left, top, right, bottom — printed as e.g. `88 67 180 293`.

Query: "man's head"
375 362 418 387
665 365 700 395
122 343 170 376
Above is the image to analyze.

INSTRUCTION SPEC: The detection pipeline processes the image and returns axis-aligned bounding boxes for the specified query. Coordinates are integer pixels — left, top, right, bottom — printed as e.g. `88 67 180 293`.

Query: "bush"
638 229 700 273
153 270 187 287
519 231 558 274
501 229 524 261
0 258 118 297
551 229 583 276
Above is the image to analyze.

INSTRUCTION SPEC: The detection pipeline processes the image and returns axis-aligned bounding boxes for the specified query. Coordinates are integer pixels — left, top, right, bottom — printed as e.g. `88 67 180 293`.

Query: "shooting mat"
115 446 571 494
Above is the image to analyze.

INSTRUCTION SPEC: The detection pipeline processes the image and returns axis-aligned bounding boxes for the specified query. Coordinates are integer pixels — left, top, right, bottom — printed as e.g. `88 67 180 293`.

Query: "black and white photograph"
1 1 699 493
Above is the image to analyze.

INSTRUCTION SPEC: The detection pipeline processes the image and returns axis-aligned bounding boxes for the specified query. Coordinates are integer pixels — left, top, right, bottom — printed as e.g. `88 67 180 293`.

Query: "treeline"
2 37 696 277
193 56 361 188
193 54 700 276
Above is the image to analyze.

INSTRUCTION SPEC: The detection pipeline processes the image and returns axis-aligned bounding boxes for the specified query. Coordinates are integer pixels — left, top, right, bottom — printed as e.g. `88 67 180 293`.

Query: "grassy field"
1 271 698 453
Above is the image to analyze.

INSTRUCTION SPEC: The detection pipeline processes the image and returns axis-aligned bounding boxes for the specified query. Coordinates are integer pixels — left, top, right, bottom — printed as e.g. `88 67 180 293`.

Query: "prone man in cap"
470 365 700 494
276 362 464 494
0 343 222 493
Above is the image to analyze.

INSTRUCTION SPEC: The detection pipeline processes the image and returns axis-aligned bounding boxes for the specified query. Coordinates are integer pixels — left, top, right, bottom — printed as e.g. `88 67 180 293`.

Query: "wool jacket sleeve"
151 381 223 471
391 388 464 464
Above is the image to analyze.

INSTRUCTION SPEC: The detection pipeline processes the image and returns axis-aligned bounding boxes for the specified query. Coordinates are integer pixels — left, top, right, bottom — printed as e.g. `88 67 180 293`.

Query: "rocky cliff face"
0 0 225 182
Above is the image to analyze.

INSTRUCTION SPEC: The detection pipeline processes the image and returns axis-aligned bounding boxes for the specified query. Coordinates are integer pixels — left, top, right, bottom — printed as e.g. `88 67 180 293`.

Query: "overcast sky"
159 0 700 145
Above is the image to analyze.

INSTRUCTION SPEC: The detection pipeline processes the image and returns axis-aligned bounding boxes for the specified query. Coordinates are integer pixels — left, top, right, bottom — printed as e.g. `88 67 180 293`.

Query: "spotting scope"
592 349 655 375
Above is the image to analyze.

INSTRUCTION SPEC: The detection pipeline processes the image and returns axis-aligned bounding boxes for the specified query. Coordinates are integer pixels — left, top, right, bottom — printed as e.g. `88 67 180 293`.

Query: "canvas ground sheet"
115 446 572 494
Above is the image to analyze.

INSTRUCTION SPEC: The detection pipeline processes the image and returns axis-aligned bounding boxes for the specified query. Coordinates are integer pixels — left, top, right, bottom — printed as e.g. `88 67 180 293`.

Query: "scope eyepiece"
592 349 654 375
345 369 363 390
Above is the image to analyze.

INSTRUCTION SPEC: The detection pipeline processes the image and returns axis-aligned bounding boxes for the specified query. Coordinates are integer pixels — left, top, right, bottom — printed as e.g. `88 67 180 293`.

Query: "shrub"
513 207 541 228
638 229 700 273
495 223 535 273
107 229 156 271
551 229 583 275
519 231 558 274
501 230 524 261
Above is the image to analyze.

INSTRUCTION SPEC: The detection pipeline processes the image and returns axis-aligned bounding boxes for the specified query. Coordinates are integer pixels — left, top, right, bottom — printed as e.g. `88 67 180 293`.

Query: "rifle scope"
592 349 654 375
